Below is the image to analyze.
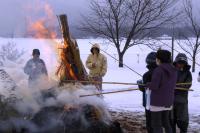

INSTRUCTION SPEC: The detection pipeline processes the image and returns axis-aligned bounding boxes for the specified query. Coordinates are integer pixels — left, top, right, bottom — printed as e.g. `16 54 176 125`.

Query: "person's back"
149 50 177 133
150 63 177 107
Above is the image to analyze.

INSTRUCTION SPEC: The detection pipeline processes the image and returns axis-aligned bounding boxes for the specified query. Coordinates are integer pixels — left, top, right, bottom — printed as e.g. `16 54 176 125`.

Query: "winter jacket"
24 58 48 82
86 53 107 77
149 63 177 107
174 64 192 103
139 64 157 107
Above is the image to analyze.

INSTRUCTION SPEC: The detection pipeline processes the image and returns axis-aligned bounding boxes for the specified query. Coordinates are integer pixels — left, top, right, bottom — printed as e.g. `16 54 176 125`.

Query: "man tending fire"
86 43 107 91
24 49 48 88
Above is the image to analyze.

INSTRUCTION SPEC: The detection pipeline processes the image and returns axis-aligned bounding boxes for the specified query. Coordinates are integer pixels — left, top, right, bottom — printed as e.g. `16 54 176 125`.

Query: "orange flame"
28 19 56 38
27 2 57 39
56 44 78 80
61 49 78 80
26 1 78 81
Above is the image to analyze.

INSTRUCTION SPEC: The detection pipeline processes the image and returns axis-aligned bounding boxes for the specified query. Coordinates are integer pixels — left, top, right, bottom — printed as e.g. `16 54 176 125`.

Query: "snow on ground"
76 38 200 115
0 38 200 129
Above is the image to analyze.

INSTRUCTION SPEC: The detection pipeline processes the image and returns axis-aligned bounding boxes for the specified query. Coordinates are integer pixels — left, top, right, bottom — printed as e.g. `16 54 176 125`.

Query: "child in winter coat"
138 52 157 133
86 44 107 91
173 53 192 133
149 50 177 133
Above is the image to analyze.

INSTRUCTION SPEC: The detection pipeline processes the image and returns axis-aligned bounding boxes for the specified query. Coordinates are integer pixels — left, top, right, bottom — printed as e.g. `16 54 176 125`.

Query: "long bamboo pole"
80 87 194 97
63 80 192 86
80 88 139 97
63 80 139 85
176 87 194 91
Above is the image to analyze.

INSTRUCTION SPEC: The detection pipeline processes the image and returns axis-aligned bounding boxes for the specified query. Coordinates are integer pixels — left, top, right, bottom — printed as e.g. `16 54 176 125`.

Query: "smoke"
0 58 111 132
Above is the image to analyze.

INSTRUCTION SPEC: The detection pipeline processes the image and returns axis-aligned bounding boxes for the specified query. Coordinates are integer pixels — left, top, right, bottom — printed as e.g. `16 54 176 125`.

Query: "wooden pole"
176 87 194 91
63 80 192 86
58 15 88 81
80 88 140 97
80 87 194 97
63 80 140 85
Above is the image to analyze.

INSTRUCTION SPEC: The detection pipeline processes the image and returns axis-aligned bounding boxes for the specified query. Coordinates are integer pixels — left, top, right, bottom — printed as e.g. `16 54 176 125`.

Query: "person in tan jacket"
86 44 107 90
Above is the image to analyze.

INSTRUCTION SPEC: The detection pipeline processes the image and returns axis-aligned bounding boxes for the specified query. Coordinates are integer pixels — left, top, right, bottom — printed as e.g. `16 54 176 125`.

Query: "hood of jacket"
160 63 177 78
173 62 191 71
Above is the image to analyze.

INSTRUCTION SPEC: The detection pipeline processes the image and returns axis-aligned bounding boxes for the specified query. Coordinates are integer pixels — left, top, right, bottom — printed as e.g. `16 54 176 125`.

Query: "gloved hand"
92 63 96 68
137 79 145 92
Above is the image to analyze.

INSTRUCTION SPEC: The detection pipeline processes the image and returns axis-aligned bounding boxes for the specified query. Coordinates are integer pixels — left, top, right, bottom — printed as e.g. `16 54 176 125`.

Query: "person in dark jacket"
138 52 157 133
172 53 192 133
24 49 48 88
149 50 177 133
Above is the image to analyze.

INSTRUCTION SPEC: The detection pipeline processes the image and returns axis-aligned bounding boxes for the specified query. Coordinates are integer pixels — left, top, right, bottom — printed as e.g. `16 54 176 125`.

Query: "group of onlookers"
24 45 199 133
138 49 199 133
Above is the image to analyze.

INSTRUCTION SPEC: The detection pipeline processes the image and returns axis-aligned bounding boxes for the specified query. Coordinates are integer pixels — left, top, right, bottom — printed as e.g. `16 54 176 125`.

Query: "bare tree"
177 0 200 72
81 0 179 67
0 42 25 65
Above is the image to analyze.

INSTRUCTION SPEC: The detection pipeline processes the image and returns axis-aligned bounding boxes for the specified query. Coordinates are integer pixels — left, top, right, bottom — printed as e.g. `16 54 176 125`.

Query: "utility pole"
171 24 175 61
171 35 174 61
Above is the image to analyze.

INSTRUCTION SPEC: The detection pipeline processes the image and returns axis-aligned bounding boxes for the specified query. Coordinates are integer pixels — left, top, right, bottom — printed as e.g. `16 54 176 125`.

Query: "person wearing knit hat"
172 53 192 133
86 43 107 91
148 49 177 133
138 51 157 133
32 49 40 56
24 49 48 88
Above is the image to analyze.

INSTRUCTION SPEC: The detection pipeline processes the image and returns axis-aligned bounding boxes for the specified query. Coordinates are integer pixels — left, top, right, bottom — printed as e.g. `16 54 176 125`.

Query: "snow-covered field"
0 37 200 130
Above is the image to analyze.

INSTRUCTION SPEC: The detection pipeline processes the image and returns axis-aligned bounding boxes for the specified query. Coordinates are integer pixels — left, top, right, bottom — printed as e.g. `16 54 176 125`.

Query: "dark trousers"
172 103 189 133
145 110 153 133
151 110 172 133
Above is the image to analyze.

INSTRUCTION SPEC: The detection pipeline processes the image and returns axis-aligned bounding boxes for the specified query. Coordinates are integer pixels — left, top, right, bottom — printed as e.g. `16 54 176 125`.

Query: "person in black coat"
173 53 192 133
138 52 157 133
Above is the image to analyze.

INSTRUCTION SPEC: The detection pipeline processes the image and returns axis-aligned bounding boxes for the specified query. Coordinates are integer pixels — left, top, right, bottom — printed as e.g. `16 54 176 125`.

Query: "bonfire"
56 15 88 85
0 15 123 133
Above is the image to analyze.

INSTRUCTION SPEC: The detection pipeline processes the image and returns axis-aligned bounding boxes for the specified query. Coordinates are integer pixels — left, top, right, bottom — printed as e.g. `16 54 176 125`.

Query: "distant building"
157 34 172 40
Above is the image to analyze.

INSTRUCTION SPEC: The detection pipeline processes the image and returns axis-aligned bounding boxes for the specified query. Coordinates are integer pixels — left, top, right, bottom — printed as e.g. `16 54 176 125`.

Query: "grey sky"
0 0 199 37
0 0 90 37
